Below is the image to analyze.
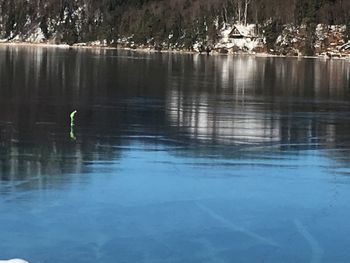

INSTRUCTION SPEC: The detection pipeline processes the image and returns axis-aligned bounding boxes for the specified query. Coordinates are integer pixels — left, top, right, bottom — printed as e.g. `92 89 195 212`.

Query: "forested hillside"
1 0 350 55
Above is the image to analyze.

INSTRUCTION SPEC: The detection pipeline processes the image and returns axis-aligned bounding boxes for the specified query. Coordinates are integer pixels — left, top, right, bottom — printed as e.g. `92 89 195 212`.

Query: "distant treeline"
0 0 349 46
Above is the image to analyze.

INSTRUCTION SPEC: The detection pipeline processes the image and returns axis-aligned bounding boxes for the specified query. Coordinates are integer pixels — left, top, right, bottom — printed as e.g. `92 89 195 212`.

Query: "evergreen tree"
346 20 350 42
303 0 318 55
263 19 282 51
0 0 350 46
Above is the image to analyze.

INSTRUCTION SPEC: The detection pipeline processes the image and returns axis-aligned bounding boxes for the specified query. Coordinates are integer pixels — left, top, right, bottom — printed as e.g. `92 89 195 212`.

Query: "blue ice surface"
1 141 350 263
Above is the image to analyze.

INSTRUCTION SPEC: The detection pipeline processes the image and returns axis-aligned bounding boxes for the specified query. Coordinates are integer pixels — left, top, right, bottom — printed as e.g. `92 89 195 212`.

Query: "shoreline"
0 41 349 60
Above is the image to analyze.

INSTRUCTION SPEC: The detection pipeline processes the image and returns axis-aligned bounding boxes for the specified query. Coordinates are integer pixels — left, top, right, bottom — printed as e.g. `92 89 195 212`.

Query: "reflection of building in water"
165 55 350 149
164 54 276 145
166 89 281 145
1 46 350 172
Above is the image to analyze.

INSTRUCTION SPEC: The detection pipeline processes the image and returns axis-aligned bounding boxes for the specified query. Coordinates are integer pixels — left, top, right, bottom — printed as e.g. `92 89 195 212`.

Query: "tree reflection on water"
1 46 350 188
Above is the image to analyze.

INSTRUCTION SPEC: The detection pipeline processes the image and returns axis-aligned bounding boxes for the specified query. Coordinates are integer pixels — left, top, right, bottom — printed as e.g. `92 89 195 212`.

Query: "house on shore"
216 24 262 53
228 24 257 39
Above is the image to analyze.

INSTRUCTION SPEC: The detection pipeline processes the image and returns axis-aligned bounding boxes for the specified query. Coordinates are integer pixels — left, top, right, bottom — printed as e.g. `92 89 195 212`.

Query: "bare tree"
230 0 249 25
244 0 251 25
236 0 243 24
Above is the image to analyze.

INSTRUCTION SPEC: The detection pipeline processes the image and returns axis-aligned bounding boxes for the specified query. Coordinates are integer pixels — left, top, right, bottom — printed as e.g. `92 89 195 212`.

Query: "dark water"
1 46 350 263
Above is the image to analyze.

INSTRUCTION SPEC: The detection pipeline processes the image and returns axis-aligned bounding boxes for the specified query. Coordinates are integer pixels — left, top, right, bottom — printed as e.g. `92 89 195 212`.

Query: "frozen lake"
1 46 350 262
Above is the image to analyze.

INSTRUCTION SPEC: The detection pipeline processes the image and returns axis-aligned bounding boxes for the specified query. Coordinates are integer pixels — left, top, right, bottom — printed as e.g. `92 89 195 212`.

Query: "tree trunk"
244 0 250 26
223 7 228 24
238 1 241 24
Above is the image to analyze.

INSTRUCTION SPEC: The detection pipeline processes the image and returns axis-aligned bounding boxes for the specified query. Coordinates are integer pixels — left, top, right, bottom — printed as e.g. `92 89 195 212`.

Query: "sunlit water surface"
1 47 350 262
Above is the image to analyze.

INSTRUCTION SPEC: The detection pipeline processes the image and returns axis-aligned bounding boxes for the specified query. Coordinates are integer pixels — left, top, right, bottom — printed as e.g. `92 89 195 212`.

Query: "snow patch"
0 259 28 263
26 27 46 43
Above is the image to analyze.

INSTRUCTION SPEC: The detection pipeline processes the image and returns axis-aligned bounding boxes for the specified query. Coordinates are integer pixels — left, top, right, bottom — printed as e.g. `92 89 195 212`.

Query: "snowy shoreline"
1 22 350 60
0 41 349 61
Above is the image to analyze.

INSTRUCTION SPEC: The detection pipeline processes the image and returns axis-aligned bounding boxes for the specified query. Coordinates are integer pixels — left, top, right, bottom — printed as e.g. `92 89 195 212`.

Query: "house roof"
340 42 350 50
228 24 255 37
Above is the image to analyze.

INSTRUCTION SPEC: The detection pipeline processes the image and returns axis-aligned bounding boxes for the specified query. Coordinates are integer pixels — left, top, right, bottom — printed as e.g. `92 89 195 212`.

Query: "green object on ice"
70 110 77 127
70 126 76 140
69 110 77 140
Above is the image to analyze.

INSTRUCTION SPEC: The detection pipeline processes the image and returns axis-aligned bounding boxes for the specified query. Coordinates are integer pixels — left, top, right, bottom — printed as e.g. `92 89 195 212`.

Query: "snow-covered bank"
0 42 70 49
1 23 350 59
274 24 350 58
1 41 350 61
0 259 28 263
